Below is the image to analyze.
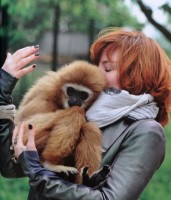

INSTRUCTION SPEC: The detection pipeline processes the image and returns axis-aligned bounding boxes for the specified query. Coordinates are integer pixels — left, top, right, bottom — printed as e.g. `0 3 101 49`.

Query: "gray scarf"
0 104 16 121
86 88 159 128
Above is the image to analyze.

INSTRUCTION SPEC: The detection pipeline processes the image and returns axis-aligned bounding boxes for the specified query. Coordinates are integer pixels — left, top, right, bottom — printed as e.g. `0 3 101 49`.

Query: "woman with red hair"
1 28 171 200
90 28 171 127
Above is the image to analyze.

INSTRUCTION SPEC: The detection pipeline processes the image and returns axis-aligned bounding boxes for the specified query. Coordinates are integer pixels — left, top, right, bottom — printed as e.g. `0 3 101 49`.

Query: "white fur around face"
62 83 93 108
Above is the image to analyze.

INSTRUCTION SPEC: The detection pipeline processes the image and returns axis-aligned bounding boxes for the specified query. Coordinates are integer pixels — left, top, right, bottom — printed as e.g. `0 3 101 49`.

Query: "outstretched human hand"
2 45 40 79
12 122 37 158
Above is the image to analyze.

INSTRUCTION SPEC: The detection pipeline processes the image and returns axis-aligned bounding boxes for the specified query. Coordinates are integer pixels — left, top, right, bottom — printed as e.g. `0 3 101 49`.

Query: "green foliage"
140 124 171 200
2 0 53 49
0 177 29 200
2 0 143 50
59 0 143 32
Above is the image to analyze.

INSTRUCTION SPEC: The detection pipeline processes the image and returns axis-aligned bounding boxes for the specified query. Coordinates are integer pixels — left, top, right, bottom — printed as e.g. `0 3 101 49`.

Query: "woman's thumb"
7 52 12 58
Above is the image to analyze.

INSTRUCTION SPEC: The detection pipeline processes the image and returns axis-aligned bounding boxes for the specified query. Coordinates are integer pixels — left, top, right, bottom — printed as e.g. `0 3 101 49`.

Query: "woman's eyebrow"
102 61 118 68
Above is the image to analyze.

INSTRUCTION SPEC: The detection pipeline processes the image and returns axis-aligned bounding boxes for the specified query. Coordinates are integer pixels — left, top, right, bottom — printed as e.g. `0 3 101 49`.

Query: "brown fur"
15 60 107 183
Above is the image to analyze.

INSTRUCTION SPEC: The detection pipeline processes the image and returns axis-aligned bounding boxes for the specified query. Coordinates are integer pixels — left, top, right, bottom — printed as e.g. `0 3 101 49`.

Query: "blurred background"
0 0 171 199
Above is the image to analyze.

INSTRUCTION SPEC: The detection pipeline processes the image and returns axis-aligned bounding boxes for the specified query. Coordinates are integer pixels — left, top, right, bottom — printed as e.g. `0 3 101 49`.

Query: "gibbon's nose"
68 97 82 107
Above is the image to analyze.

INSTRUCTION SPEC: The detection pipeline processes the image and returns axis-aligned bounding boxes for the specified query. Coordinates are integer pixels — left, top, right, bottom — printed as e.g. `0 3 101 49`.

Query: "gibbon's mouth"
68 97 82 107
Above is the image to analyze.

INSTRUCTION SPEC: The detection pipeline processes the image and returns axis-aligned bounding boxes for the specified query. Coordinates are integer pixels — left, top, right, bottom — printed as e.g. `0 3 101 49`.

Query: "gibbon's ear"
81 165 110 188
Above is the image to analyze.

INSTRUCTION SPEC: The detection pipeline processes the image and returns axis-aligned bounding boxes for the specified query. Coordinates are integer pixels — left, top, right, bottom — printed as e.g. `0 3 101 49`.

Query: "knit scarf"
86 88 159 128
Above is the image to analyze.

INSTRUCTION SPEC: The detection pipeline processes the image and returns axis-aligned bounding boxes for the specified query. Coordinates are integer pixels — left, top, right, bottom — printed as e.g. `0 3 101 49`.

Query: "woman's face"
98 51 120 89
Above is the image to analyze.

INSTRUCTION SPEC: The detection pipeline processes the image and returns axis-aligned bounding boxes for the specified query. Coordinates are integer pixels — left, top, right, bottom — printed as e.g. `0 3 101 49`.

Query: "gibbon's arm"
22 112 60 151
74 122 102 183
23 107 85 152
23 112 59 133
15 95 57 122
18 120 165 200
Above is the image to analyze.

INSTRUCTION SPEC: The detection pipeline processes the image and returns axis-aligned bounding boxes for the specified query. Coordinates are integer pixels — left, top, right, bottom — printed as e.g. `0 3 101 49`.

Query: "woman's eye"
105 68 112 72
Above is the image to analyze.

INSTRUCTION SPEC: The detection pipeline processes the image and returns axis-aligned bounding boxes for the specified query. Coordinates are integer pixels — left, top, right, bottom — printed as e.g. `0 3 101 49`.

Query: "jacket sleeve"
18 120 166 200
0 69 25 177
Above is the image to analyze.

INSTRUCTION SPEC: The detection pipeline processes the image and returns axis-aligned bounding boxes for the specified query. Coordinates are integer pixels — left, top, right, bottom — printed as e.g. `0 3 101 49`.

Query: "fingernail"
35 52 40 56
34 45 39 48
28 124 33 129
32 64 37 68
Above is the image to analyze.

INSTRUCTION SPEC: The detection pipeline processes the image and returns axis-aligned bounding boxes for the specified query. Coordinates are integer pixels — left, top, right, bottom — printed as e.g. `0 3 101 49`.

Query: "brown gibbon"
15 60 110 185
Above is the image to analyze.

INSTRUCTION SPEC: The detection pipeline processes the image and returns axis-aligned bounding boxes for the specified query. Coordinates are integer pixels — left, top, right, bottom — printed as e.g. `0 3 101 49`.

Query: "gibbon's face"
62 83 93 109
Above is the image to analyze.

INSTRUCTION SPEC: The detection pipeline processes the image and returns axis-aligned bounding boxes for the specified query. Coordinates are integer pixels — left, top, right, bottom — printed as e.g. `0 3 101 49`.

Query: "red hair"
90 28 171 127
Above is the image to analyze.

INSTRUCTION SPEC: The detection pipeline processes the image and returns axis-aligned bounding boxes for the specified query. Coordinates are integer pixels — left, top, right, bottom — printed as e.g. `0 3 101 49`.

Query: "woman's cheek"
107 72 120 89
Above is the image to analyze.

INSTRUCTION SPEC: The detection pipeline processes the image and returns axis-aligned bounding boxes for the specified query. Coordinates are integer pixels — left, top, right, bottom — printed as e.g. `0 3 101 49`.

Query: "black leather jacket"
0 69 166 200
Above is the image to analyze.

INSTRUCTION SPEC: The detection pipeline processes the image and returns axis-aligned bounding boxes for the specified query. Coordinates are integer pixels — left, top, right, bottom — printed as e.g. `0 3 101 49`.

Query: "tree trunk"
88 19 95 62
137 0 171 42
0 6 9 67
51 4 60 71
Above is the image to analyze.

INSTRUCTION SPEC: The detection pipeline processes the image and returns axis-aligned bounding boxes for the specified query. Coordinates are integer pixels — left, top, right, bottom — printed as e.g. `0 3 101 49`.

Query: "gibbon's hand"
12 122 37 158
2 45 40 79
82 165 110 188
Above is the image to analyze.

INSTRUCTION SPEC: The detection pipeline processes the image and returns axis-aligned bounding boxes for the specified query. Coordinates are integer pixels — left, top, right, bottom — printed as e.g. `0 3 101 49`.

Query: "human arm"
15 119 165 200
0 46 39 177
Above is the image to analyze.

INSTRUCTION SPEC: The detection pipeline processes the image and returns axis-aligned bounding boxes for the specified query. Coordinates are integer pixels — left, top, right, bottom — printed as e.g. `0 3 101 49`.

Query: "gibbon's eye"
67 87 76 96
79 91 89 100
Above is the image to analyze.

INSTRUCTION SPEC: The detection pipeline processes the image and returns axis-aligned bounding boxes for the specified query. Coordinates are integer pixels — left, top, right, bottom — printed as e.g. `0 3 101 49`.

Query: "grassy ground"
0 64 171 200
140 124 171 200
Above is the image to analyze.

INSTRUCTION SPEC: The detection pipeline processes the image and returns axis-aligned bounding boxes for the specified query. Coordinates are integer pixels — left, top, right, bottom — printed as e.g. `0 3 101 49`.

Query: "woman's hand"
2 45 40 79
12 122 37 158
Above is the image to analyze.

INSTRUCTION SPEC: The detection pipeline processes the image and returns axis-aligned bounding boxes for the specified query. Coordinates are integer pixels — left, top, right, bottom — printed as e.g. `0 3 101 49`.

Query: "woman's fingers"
16 51 39 70
27 124 37 151
12 122 37 159
15 64 37 79
13 46 39 63
17 122 25 147
12 123 37 160
6 52 12 60
13 122 26 158
12 125 19 145
2 45 40 78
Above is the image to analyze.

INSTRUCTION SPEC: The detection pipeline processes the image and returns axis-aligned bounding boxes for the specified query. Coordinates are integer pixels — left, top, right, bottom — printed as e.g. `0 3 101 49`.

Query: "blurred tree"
51 2 60 71
59 0 143 60
1 0 53 50
1 0 143 68
0 5 9 67
2 0 143 45
134 0 171 42
60 0 143 33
